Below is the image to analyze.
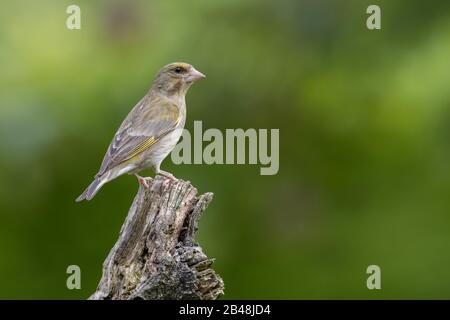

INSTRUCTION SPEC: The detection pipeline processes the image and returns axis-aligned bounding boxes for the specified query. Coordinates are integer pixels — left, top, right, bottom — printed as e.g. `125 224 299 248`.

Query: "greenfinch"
76 62 205 202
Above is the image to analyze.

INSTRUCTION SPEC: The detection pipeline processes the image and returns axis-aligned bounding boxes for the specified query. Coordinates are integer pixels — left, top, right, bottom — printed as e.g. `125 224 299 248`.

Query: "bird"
76 62 205 202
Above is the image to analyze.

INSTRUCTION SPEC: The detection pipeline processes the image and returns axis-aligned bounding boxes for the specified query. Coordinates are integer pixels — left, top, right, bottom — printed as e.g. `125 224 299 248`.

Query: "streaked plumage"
76 62 205 202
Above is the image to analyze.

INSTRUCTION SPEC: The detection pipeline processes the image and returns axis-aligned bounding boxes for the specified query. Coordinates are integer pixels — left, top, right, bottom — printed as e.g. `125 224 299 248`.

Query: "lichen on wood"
89 176 224 300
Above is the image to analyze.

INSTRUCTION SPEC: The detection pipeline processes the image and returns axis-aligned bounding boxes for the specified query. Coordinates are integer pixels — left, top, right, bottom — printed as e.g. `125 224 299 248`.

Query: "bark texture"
89 176 224 300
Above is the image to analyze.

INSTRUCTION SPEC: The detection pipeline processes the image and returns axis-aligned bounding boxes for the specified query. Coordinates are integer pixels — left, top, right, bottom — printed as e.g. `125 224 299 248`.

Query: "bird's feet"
135 174 152 188
157 170 176 181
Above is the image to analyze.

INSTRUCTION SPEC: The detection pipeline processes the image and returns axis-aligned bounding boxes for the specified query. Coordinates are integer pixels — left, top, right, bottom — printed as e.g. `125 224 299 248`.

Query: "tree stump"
89 176 224 300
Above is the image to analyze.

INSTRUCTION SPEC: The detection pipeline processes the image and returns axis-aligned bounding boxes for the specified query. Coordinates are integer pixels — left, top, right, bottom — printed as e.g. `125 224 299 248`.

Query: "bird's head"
152 62 205 97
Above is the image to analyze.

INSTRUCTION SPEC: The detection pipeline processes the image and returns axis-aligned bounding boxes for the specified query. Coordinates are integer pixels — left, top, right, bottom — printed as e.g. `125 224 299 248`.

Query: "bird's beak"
186 67 206 82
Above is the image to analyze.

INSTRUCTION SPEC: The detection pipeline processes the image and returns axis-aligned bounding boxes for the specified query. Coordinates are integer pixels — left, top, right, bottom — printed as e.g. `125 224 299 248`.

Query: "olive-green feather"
95 95 180 177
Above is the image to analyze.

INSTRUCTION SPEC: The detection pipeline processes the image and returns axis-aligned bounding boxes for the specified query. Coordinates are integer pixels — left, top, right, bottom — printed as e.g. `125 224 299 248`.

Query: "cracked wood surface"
89 176 224 300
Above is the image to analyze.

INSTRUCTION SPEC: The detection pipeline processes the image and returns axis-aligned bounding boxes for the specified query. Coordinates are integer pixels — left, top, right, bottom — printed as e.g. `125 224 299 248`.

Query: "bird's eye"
174 67 183 74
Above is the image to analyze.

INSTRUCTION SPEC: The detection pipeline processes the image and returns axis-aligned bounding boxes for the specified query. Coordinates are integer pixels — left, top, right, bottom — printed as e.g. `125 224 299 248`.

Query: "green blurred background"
0 0 449 299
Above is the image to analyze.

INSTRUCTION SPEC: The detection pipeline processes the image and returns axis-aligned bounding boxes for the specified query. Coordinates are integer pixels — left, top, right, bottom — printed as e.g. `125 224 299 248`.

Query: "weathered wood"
89 176 224 300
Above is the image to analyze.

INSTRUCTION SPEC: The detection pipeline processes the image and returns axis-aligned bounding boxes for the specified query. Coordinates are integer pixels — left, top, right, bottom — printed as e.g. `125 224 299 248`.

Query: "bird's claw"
157 170 176 181
135 174 151 188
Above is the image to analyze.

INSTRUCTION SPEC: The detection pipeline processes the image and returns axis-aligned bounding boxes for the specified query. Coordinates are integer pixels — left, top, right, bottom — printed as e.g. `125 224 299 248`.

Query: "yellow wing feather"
125 137 157 161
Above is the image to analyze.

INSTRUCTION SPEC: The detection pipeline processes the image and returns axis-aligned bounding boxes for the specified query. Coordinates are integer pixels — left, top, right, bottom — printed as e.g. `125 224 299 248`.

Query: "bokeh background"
0 0 449 299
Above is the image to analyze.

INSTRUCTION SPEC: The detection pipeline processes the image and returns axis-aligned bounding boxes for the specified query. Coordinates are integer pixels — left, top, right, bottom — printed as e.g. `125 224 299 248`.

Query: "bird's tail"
75 176 108 202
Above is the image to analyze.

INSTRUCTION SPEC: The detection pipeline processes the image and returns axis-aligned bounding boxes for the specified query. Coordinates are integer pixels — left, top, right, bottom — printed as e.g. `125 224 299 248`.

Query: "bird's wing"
95 94 181 177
